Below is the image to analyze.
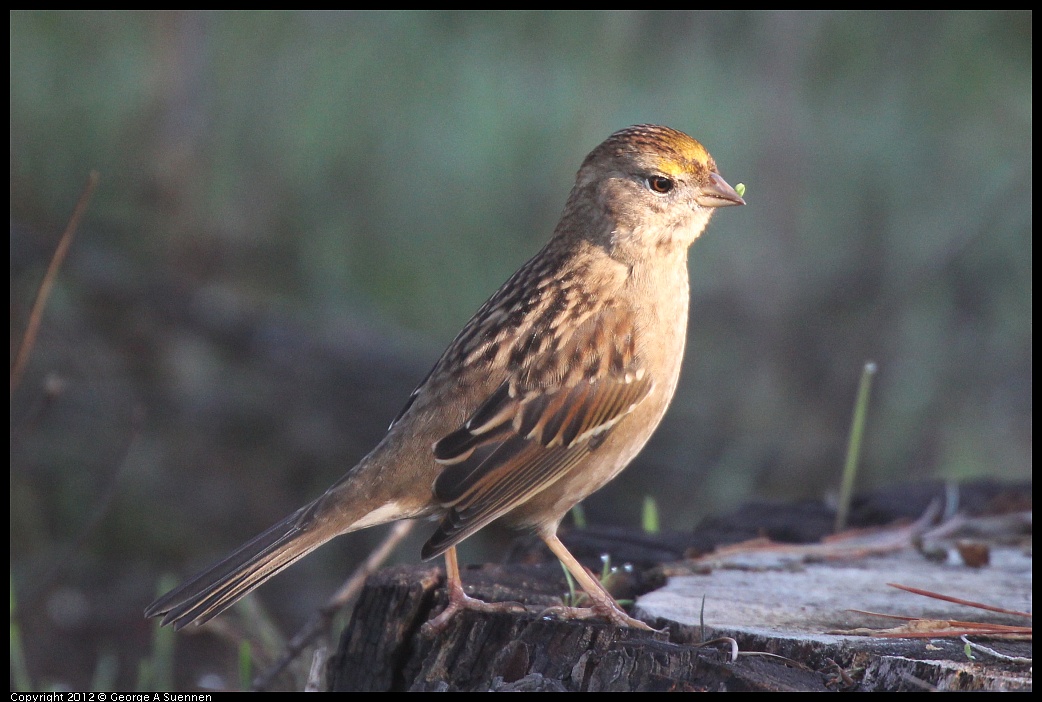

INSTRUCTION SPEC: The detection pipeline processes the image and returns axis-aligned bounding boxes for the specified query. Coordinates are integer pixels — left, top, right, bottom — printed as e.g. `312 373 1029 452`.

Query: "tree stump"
327 482 1031 691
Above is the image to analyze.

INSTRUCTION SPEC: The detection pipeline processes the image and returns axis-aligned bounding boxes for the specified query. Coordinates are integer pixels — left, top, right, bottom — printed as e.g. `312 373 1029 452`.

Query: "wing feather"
421 310 653 560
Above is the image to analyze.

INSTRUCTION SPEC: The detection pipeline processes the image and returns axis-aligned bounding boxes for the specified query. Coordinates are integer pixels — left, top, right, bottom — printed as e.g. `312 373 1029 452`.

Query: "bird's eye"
646 175 674 194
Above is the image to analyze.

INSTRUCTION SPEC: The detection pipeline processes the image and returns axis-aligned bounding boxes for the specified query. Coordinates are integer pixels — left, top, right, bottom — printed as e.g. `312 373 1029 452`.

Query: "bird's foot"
537 602 657 631
421 588 527 636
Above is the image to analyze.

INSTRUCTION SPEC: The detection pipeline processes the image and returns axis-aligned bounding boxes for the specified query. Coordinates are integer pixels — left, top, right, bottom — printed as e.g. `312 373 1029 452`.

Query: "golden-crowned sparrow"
145 124 744 632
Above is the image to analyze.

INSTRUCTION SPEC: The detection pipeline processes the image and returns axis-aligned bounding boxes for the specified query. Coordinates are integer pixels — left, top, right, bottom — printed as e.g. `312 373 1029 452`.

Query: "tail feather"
145 504 332 629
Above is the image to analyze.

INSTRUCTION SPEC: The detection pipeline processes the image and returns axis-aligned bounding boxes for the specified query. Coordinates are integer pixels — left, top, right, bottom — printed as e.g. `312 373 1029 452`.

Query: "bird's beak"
696 172 746 208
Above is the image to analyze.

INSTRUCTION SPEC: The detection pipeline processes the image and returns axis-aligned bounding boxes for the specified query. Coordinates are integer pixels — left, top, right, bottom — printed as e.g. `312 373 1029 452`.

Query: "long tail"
145 501 336 629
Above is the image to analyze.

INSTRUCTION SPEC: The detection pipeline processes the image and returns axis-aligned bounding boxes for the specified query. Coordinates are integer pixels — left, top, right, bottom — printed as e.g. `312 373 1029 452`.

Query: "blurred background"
10 10 1031 691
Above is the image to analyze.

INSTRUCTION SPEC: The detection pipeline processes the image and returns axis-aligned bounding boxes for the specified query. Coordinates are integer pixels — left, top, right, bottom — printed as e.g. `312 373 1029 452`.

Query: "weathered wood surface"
328 563 828 691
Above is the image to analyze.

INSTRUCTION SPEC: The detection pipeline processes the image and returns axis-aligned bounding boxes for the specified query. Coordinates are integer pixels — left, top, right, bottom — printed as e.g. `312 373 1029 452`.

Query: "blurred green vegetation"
10 10 1031 691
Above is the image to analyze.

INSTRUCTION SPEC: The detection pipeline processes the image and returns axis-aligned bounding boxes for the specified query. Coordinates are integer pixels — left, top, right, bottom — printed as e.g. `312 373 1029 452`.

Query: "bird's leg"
421 546 526 635
539 532 655 631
